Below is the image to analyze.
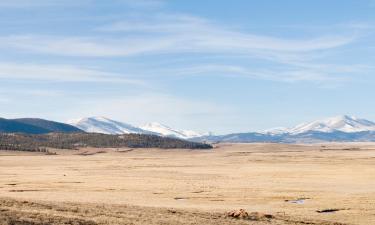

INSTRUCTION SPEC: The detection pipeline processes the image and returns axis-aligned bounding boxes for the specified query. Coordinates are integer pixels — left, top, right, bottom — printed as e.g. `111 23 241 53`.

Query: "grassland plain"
0 143 374 225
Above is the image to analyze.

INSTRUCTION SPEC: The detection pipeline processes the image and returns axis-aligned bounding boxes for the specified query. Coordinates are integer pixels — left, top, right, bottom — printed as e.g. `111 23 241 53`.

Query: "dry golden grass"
1 143 375 224
0 197 304 225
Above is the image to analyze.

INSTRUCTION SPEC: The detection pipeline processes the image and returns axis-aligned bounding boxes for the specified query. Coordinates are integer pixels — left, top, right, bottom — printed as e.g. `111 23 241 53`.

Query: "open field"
0 143 375 224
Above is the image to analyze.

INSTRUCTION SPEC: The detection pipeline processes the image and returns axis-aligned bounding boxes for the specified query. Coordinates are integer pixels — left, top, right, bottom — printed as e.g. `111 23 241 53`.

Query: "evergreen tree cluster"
0 133 212 151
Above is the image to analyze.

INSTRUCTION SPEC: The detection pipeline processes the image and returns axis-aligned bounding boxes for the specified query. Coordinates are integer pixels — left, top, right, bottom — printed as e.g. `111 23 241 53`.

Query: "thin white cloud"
0 35 175 57
0 12 365 85
0 0 164 8
0 0 91 8
165 64 350 84
0 13 356 58
0 33 354 59
117 0 165 8
99 13 356 51
0 62 144 84
98 14 210 33
0 89 65 97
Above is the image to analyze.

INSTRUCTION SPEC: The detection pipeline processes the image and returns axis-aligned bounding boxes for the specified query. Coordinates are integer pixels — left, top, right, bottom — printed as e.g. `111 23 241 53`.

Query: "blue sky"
1 0 375 134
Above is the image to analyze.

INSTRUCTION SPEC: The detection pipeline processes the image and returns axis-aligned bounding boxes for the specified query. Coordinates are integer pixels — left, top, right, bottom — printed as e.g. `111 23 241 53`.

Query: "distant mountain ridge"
140 122 205 139
68 117 151 135
193 115 375 143
0 118 82 134
264 115 375 135
69 115 375 143
69 117 206 139
2 115 375 143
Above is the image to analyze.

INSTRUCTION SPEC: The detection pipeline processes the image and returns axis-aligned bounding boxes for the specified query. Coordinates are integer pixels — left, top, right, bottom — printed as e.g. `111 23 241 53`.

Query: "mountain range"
68 115 375 143
1 115 375 143
193 115 375 143
68 117 206 139
264 115 375 134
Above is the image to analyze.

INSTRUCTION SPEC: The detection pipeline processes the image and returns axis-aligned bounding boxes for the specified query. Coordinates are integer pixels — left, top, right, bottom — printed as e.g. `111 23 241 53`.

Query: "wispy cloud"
0 13 356 58
0 0 91 8
117 0 165 8
99 13 356 51
0 0 164 9
0 88 66 97
0 7 367 85
0 35 176 57
164 64 352 84
0 62 144 84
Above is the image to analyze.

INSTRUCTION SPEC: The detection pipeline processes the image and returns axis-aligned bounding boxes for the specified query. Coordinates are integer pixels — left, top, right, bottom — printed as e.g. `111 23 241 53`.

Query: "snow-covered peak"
68 117 206 139
285 115 375 134
68 117 146 135
140 122 204 139
68 116 109 124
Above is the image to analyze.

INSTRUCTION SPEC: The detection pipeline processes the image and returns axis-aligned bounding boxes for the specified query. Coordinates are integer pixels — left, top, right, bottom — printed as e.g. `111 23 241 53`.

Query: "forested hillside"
0 133 212 151
0 118 82 134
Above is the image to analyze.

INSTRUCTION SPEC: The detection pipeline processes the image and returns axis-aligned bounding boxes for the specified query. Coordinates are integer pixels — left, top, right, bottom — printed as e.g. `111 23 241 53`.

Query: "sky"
0 0 375 134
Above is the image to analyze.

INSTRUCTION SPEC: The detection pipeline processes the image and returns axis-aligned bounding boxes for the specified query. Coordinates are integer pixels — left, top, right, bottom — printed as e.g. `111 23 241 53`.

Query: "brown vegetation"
0 198 349 225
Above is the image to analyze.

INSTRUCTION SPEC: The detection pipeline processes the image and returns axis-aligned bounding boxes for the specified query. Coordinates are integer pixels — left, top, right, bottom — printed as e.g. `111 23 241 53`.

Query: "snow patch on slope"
68 117 206 139
68 117 147 135
140 122 204 139
265 115 375 135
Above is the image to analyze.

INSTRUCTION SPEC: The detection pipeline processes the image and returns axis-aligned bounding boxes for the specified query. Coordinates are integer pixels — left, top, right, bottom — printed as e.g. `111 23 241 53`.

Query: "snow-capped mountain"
140 122 205 139
68 117 148 135
265 115 375 135
195 115 375 143
69 115 375 143
68 117 206 139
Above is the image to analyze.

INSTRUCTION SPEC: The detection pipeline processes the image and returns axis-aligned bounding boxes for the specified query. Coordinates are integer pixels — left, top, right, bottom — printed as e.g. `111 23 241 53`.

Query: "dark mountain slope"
13 118 82 133
0 118 82 134
0 118 50 134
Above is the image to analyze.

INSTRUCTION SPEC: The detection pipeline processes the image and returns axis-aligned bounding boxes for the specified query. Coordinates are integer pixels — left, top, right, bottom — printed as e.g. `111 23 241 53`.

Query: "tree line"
0 133 212 151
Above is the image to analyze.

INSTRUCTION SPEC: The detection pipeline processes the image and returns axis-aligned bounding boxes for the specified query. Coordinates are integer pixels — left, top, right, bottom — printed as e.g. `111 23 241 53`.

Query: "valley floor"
0 143 375 224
